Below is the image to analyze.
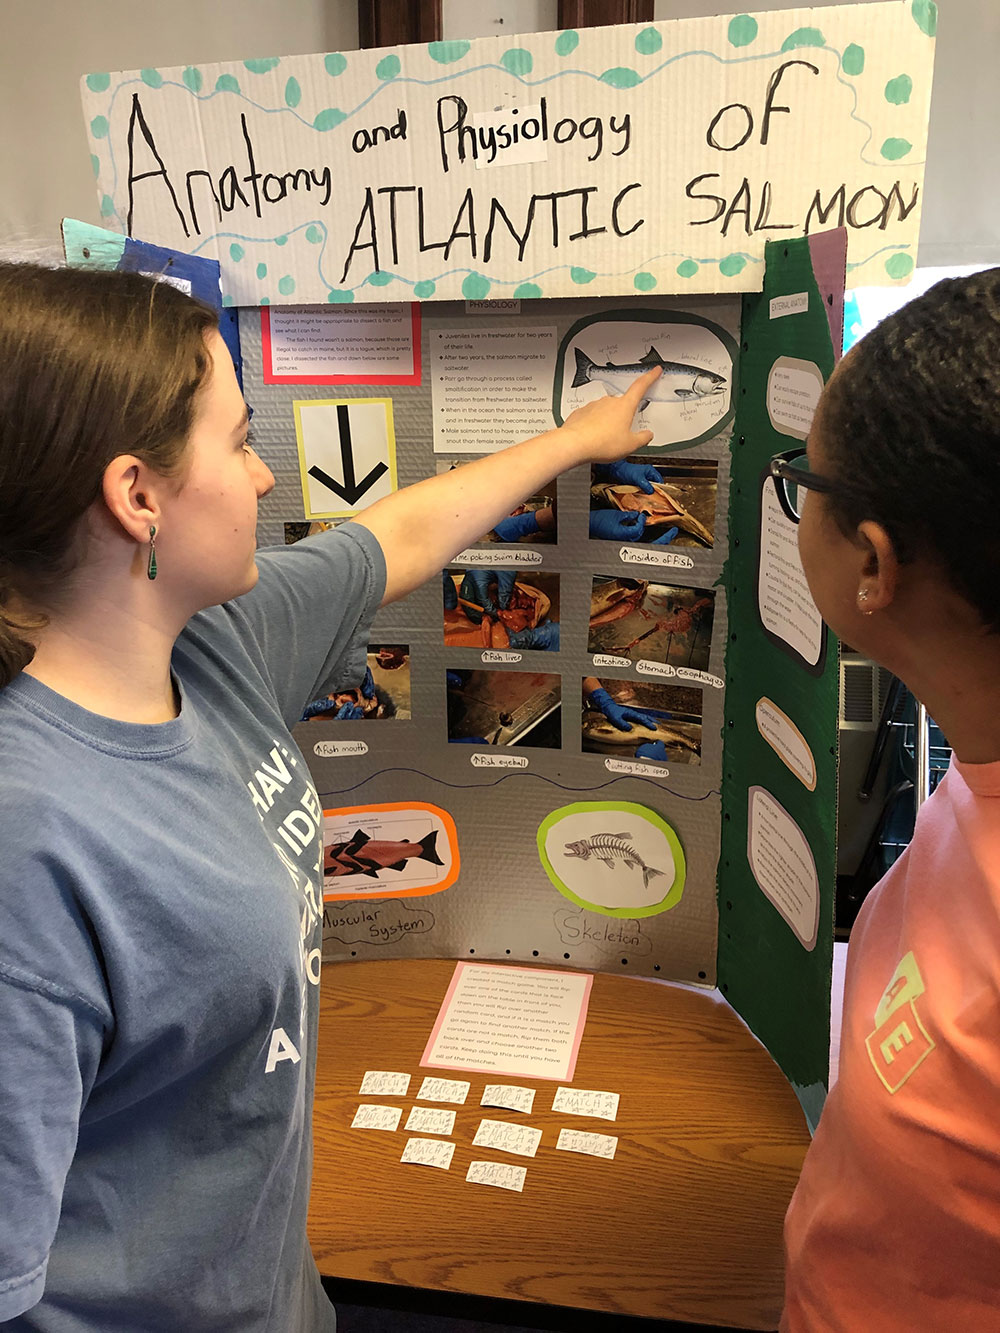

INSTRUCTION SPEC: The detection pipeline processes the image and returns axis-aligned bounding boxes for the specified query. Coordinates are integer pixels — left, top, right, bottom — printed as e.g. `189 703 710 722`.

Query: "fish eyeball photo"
556 316 736 450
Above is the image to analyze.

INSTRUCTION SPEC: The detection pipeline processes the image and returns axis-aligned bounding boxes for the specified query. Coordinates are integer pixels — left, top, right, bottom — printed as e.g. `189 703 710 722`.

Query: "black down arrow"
308 403 388 504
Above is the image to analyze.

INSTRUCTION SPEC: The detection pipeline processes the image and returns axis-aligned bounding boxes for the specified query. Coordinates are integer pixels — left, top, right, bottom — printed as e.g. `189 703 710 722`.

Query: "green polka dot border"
462 273 491 300
885 252 914 279
728 15 758 48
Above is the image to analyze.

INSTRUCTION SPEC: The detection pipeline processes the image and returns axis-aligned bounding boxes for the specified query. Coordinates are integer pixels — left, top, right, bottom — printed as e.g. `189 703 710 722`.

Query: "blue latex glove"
588 687 660 733
602 460 663 494
359 666 375 699
589 509 647 542
460 569 517 613
492 510 541 542
507 619 560 651
650 525 680 546
442 570 458 611
451 736 487 744
446 671 465 691
635 740 669 761
300 696 365 721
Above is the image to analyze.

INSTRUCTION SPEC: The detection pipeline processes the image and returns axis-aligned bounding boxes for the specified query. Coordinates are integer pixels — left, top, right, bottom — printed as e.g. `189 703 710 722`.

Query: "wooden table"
309 959 810 1331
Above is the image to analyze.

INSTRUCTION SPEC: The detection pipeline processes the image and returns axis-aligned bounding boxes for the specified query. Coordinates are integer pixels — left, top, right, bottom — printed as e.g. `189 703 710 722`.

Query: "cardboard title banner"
81 2 936 305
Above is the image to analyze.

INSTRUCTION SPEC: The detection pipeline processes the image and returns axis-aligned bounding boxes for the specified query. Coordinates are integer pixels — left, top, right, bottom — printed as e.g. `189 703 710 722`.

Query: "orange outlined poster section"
261 303 420 384
322 802 459 902
421 962 592 1082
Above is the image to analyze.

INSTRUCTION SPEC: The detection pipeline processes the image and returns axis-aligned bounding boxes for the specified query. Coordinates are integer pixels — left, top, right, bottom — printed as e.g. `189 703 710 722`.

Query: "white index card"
466 1160 527 1192
400 1137 456 1170
481 1084 536 1114
351 1104 403 1132
473 1119 542 1158
551 1087 619 1122
416 1076 470 1104
405 1106 456 1136
359 1070 411 1097
556 1128 618 1159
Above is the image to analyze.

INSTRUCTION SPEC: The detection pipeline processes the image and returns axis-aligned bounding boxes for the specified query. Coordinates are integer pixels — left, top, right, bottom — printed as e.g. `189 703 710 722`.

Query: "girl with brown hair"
0 262 659 1331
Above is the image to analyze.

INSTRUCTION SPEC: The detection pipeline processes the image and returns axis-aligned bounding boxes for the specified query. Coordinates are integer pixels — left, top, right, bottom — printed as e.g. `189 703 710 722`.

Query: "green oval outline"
551 307 740 452
536 800 686 918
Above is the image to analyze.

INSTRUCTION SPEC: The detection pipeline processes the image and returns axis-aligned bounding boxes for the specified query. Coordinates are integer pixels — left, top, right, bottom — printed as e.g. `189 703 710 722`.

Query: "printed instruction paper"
431 327 556 453
421 962 592 1081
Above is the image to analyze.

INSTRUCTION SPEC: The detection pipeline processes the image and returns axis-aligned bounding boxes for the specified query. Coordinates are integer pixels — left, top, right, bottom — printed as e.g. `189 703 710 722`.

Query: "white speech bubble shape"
755 698 817 791
747 786 819 950
766 356 824 440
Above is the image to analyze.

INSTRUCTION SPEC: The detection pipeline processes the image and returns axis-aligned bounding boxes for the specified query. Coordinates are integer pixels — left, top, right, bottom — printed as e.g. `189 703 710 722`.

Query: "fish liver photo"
556 314 736 450
443 570 560 651
589 579 715 669
589 455 718 547
447 669 561 748
581 676 702 765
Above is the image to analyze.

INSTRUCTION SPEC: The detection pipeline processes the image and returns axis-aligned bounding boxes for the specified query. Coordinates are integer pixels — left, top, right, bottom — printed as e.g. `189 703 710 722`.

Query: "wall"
0 0 358 251
2 0 996 268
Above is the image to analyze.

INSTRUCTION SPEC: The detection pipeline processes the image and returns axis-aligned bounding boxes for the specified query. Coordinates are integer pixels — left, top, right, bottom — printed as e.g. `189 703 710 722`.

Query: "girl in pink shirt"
778 269 1000 1330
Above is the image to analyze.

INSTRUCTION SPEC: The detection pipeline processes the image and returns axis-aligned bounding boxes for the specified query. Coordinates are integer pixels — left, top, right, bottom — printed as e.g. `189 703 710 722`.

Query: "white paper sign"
431 327 556 453
294 398 396 518
747 786 820 949
263 304 418 383
766 356 825 440
758 479 823 667
756 697 817 791
83 6 935 304
422 963 592 1081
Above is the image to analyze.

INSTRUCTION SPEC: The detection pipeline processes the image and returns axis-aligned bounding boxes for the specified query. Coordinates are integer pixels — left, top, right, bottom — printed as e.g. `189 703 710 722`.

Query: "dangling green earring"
147 525 158 581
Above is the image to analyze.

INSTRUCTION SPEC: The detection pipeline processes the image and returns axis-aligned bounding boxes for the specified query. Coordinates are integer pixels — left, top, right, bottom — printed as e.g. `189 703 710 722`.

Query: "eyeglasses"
769 448 839 524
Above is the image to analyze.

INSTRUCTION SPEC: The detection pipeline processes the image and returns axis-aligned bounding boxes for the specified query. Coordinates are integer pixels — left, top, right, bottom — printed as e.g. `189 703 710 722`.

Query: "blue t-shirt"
0 524 386 1332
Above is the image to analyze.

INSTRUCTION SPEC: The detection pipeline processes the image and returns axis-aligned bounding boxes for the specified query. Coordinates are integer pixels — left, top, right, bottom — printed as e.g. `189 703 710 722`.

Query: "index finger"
624 364 662 404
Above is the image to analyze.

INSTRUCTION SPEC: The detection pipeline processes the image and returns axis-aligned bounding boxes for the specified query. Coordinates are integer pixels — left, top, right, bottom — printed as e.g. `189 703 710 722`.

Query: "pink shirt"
782 758 1000 1331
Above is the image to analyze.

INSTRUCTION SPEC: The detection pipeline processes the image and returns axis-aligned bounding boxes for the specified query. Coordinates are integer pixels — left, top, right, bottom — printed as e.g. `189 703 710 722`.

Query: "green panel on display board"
719 233 845 1128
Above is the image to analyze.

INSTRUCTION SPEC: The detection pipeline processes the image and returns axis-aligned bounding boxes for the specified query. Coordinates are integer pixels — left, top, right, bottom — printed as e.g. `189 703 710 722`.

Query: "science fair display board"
75 3 935 1111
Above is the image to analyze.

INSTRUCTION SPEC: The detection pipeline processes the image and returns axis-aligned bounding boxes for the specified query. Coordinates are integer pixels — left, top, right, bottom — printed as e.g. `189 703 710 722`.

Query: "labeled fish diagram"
554 313 737 451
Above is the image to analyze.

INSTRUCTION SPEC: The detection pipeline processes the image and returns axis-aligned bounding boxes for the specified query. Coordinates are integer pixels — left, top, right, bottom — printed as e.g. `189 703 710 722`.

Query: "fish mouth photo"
589 455 718 547
556 316 736 449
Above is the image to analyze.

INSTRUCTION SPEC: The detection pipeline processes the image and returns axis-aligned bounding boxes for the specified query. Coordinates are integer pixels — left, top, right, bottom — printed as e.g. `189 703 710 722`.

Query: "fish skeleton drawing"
572 346 727 407
324 828 444 879
563 831 665 890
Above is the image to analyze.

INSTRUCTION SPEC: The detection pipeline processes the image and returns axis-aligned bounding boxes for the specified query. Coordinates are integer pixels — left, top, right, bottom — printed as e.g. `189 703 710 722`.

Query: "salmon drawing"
563 831 665 891
324 828 444 879
572 346 727 407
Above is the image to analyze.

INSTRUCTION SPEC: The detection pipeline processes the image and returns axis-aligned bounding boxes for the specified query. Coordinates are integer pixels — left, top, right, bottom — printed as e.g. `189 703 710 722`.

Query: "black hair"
820 267 1000 632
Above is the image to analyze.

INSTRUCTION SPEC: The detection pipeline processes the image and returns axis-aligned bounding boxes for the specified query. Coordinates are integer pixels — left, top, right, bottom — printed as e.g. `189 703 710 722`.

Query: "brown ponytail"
0 264 219 687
